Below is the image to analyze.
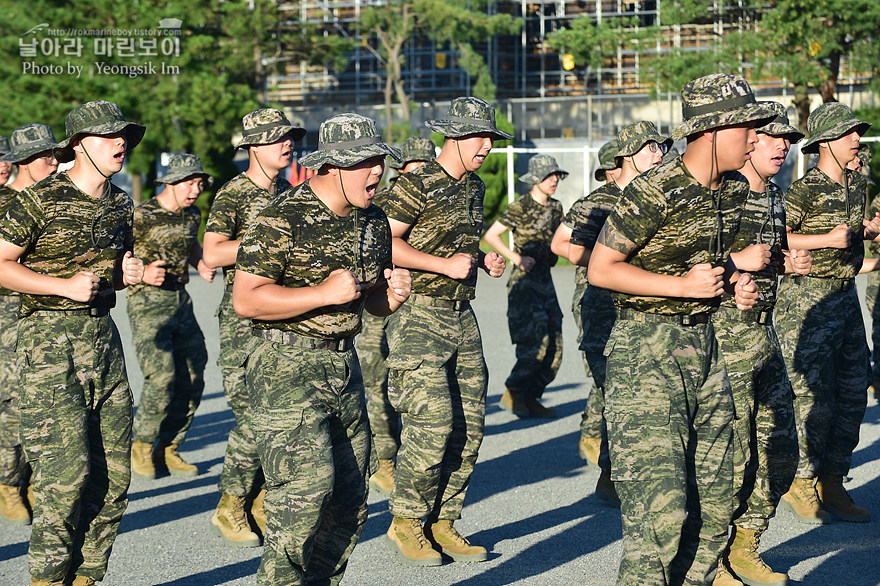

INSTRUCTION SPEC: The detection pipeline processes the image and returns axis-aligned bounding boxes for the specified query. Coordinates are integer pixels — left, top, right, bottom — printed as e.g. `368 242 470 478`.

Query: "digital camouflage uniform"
713 180 798 531
129 195 207 448
497 182 564 399
0 184 26 490
358 183 401 461
0 170 136 583
861 145 880 383
238 157 394 586
568 181 620 468
383 157 490 522
775 165 870 480
206 172 291 498
603 155 753 584
0 124 59 493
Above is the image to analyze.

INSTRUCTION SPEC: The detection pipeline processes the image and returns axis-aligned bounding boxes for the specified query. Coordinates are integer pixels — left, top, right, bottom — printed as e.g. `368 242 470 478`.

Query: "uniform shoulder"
214 172 249 197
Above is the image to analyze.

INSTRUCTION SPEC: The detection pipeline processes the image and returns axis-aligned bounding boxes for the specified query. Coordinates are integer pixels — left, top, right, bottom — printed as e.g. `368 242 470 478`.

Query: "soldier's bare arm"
388 217 476 279
589 225 723 298
0 238 99 301
364 267 412 317
484 220 530 271
786 224 851 250
202 231 240 269
233 268 364 321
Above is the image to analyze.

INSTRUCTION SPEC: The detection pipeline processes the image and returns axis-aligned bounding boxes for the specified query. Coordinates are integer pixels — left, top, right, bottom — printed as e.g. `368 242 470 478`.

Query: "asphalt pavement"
1 266 879 585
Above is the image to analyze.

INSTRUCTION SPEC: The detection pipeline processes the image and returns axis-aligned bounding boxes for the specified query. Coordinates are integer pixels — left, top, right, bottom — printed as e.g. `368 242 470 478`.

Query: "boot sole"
131 470 156 480
369 479 393 496
730 567 788 586
822 503 870 523
210 519 261 548
384 534 443 566
168 468 199 478
779 498 832 524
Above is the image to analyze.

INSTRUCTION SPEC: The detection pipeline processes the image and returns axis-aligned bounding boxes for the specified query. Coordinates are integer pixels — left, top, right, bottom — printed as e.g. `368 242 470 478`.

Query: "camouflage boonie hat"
1 124 58 164
155 153 213 186
800 102 870 154
519 154 568 184
593 138 619 181
235 108 306 150
298 113 401 170
389 136 436 170
0 136 9 156
616 121 672 158
54 100 145 163
426 97 513 140
756 102 804 143
671 74 776 141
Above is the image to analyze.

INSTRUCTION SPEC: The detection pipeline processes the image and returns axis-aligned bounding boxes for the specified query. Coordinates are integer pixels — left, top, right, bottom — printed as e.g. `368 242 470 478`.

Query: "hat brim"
758 122 805 143
800 120 871 154
0 142 57 164
519 169 569 184
54 121 146 163
298 143 402 170
389 152 435 170
425 120 513 141
235 125 306 150
616 134 673 157
671 102 777 141
155 171 213 186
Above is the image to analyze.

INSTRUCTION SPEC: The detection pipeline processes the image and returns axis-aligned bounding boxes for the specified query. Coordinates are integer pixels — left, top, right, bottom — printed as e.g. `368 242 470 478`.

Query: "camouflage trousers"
0 294 29 486
216 287 262 497
578 285 615 472
18 311 132 582
605 318 734 586
247 337 371 586
386 298 487 521
129 287 207 446
864 271 880 379
504 277 563 399
713 306 798 533
775 279 869 478
358 312 400 460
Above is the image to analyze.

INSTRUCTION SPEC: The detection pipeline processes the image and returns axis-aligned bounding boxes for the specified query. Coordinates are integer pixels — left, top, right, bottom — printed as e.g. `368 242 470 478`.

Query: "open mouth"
113 150 125 162
366 182 378 198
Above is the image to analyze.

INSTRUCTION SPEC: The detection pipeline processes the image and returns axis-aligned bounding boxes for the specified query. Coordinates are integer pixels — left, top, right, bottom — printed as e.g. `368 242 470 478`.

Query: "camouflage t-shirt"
0 171 133 317
129 196 201 294
603 157 748 315
497 194 563 286
236 182 392 339
0 185 20 297
205 172 291 286
382 160 484 300
568 182 622 288
786 167 866 279
721 182 788 310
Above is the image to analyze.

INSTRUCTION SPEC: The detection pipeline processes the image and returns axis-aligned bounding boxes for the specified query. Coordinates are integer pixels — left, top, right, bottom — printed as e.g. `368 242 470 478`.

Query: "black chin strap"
252 149 278 194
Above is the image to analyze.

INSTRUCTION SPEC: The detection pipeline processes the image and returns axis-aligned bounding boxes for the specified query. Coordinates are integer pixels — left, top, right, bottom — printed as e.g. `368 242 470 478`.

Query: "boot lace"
405 518 432 548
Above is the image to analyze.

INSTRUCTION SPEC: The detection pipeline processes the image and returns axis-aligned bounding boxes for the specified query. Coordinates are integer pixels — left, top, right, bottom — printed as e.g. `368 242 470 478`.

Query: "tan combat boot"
595 469 620 508
71 576 97 585
211 493 260 547
369 459 395 495
130 441 156 480
251 489 266 534
817 473 870 523
713 562 743 585
0 483 32 526
578 436 601 466
727 526 788 585
424 519 488 563
29 579 65 585
162 443 198 477
779 477 831 524
26 484 35 510
499 390 530 418
385 516 442 566
523 396 557 418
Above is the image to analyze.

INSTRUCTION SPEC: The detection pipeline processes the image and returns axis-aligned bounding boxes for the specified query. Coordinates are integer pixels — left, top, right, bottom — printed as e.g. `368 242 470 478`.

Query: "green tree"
360 0 520 142
0 1 348 201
